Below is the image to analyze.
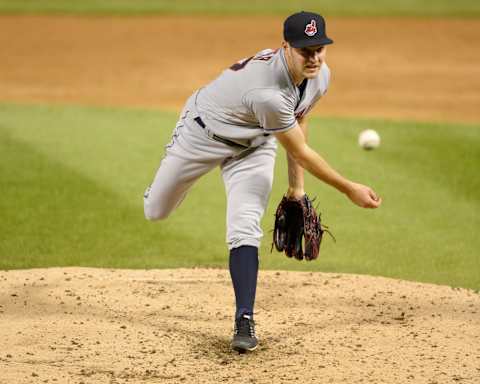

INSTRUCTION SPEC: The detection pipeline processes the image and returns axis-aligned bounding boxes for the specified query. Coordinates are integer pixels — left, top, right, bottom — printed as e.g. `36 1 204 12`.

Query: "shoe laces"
235 315 256 337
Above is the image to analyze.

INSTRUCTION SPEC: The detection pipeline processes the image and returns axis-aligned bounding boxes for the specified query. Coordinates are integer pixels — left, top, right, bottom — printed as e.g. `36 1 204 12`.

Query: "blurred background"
0 1 479 289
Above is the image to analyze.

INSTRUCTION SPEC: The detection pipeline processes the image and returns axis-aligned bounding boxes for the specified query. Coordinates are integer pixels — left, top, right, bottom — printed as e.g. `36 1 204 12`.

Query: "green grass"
0 0 479 17
0 103 479 290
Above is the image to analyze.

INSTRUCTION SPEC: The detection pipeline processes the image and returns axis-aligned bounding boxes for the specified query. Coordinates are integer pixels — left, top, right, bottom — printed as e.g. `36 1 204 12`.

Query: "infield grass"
0 103 479 290
0 0 479 17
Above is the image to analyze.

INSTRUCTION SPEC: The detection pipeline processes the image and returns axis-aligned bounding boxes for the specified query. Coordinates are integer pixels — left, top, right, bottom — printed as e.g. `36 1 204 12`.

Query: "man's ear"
282 41 289 49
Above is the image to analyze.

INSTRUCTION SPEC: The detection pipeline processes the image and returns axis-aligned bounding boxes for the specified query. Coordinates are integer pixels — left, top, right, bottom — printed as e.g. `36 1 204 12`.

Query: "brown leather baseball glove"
272 194 334 261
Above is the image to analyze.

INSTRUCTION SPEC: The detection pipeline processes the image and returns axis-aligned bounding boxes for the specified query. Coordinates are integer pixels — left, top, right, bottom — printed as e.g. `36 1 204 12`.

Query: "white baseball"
358 129 380 150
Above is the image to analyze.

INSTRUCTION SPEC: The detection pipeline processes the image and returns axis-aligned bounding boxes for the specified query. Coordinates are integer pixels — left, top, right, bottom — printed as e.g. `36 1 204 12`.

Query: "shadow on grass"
0 130 224 269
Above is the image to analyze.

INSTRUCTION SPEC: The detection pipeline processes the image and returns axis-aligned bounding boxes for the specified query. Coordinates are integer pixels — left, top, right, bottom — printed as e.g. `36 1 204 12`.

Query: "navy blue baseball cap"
283 11 333 48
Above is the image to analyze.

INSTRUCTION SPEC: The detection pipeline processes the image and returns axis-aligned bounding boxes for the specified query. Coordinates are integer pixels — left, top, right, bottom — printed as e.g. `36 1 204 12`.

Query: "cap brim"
290 37 334 48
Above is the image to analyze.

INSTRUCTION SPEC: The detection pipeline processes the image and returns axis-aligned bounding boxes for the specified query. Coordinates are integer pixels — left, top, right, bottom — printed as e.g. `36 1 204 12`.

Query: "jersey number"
229 50 277 71
230 56 253 71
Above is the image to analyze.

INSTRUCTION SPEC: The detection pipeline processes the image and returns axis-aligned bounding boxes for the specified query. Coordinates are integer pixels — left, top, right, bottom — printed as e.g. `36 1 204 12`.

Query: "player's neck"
291 73 306 86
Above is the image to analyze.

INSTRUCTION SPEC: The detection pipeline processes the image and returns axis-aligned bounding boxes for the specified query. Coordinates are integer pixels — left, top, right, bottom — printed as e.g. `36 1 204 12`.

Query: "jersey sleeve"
244 89 296 132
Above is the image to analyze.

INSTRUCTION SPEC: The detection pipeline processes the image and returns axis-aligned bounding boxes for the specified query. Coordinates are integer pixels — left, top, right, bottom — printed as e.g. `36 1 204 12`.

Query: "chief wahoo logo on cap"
304 20 317 36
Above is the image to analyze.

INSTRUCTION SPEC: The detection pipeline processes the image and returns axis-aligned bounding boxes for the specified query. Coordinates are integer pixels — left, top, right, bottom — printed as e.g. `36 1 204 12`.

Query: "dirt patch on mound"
1 268 479 383
1 15 480 123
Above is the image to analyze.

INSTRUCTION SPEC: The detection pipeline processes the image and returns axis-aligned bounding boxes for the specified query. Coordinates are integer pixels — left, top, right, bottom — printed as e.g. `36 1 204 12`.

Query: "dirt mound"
1 267 478 383
1 15 480 123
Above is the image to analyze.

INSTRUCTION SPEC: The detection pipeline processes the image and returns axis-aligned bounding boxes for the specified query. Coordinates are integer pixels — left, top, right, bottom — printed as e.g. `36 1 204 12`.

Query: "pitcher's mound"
0 268 479 383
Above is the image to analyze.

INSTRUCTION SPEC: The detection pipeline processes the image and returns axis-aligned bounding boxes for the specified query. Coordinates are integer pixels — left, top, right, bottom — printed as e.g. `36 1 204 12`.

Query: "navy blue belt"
194 116 249 149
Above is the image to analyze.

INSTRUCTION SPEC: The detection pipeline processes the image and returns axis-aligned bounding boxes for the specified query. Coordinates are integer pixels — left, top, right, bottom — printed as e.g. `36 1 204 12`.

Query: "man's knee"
143 188 171 221
143 199 172 221
226 213 263 249
144 207 169 221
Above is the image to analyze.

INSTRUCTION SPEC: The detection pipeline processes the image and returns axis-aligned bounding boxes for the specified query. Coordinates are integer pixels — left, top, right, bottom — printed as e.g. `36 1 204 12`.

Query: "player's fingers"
368 188 379 201
367 196 381 208
362 191 381 208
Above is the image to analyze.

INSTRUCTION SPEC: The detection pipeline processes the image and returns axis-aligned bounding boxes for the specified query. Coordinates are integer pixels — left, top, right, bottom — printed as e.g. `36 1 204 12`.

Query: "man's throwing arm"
275 123 382 209
286 116 308 199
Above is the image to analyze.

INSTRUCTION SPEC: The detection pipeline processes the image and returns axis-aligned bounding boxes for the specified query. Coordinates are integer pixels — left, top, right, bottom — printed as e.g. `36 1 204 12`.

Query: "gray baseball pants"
144 94 277 250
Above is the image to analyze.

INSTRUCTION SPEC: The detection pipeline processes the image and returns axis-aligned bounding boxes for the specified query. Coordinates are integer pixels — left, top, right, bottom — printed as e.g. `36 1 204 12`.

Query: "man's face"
284 42 327 82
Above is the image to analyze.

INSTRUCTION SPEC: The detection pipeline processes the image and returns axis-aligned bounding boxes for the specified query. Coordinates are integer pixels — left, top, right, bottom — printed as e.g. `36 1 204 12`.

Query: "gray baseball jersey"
195 47 330 140
145 47 330 249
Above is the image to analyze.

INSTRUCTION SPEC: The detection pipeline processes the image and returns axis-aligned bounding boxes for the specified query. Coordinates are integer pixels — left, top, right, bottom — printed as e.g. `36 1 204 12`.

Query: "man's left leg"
221 140 277 352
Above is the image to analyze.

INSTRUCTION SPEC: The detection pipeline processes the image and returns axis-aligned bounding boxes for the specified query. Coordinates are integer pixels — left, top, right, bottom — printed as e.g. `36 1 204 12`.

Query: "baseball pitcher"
144 11 382 353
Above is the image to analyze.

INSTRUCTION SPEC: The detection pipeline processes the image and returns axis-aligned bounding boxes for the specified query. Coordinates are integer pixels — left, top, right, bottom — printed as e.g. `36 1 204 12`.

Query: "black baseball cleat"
231 314 258 352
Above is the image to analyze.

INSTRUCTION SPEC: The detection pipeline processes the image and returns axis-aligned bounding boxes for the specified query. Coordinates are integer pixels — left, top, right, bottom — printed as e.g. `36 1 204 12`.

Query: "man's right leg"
144 94 231 221
144 153 214 221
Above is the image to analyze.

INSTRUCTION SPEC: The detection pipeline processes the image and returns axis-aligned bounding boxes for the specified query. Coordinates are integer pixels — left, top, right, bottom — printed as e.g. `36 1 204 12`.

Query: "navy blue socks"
229 245 259 320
